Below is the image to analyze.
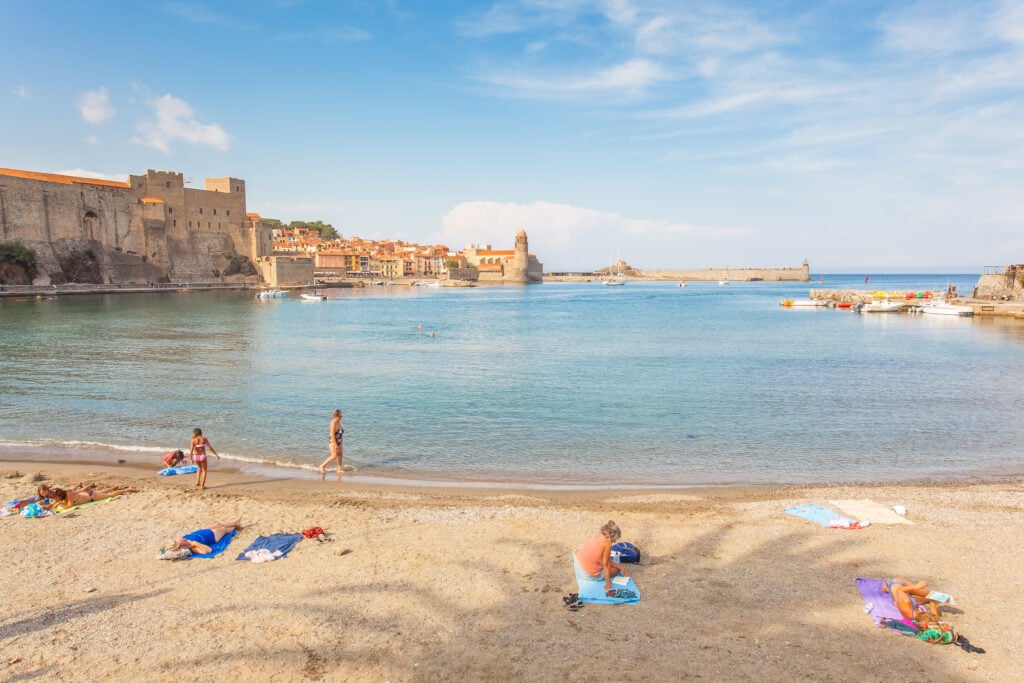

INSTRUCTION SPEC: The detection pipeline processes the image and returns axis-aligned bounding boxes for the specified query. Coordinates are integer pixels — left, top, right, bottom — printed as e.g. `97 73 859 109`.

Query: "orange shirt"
576 532 607 576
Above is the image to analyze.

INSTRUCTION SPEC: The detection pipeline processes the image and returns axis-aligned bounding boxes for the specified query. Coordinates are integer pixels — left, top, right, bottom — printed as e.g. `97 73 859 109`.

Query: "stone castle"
460 229 544 284
0 167 272 285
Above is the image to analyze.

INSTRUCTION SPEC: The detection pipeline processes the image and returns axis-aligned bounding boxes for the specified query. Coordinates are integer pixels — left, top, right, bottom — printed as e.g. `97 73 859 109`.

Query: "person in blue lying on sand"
574 520 630 592
163 518 244 555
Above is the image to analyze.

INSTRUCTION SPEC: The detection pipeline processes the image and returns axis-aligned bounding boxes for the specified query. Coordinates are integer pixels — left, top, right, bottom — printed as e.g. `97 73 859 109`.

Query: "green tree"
289 220 339 240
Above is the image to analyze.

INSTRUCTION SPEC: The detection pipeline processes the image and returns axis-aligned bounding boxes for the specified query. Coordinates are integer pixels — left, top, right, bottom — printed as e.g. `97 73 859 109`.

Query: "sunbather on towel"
164 518 243 555
37 484 138 510
882 578 940 620
575 520 630 591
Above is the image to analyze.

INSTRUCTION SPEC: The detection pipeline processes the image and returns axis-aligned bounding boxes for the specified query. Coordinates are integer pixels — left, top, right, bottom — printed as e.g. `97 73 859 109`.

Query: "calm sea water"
2 274 1022 487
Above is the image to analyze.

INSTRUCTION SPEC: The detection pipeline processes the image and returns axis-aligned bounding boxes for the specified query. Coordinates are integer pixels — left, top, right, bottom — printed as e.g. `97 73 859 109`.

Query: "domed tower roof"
516 228 527 239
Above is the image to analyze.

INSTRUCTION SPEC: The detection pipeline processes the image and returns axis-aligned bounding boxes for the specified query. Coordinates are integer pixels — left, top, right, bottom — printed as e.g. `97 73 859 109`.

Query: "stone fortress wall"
0 168 270 285
640 261 811 282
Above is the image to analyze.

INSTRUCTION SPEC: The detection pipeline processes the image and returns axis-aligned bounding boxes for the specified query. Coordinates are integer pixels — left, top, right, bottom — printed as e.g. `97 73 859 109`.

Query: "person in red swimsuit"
189 427 220 490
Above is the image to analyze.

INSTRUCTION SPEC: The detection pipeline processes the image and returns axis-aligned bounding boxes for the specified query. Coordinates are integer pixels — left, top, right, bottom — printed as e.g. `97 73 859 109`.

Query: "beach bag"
611 541 641 564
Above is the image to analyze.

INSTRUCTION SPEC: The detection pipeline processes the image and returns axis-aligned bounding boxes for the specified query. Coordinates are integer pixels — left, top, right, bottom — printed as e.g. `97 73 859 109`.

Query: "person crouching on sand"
162 449 186 468
574 520 629 591
882 578 941 621
189 428 220 490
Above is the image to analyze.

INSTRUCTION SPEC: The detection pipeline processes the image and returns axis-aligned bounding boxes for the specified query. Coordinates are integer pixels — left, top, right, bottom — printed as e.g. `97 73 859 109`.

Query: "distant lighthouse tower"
508 229 530 283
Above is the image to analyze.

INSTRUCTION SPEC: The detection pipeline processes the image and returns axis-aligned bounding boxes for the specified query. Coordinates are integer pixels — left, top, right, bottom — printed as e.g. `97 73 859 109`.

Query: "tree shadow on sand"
115 514 979 681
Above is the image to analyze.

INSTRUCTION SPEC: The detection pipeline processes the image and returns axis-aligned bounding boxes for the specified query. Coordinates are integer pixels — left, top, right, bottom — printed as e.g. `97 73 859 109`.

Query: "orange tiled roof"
0 167 130 188
478 250 514 256
247 212 261 219
140 197 164 204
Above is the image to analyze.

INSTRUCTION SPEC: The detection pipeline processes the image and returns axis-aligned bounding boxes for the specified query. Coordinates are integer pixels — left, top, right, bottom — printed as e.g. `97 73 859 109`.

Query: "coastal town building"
460 229 544 283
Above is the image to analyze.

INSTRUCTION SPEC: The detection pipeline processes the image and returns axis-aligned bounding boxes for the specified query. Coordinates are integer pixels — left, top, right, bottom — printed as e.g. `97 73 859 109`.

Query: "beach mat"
158 464 198 476
188 529 237 559
830 499 912 525
577 575 641 604
55 495 120 514
784 504 857 527
856 578 918 634
236 533 303 562
572 554 640 604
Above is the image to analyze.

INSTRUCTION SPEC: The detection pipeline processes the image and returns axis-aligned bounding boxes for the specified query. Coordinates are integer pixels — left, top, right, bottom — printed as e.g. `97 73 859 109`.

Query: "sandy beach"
1 457 1021 682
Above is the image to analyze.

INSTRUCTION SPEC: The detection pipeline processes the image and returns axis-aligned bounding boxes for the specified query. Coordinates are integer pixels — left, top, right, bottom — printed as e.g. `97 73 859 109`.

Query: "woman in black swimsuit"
319 409 344 480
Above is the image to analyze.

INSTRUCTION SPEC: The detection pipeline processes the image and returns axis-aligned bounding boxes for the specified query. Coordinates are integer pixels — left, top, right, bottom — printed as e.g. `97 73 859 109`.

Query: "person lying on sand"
163 519 244 555
37 484 138 510
574 520 630 591
882 578 940 620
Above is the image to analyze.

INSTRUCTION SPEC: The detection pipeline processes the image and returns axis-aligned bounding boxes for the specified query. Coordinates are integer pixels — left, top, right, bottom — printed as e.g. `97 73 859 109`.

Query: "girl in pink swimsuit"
189 428 220 490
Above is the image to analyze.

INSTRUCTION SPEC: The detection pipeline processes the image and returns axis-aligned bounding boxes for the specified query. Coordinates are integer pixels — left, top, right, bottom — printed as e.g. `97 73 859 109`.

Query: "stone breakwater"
809 289 1024 318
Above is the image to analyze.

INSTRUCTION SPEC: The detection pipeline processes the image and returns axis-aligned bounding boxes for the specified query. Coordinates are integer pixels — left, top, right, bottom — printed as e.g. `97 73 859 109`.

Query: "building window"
167 207 173 214
226 210 230 216
235 186 240 192
208 222 211 229
173 219 177 227
165 181 170 188
213 209 217 215
189 221 192 228
199 208 203 214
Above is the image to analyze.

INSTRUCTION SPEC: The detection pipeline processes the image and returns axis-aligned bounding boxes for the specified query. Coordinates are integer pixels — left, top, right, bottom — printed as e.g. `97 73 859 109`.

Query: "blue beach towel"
573 554 641 604
785 504 856 527
186 529 237 558
236 533 303 561
158 464 198 476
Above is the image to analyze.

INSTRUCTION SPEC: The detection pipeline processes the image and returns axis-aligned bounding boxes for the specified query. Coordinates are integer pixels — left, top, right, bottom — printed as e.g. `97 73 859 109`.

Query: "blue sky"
3 1 1022 272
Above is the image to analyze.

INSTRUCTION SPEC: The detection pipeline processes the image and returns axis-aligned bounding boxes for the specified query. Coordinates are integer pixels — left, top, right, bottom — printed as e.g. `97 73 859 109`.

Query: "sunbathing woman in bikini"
37 483 138 510
882 577 940 620
163 518 244 554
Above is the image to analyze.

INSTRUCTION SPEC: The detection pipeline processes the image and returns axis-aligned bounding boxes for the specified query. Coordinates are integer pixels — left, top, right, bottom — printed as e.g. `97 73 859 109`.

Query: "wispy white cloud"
12 85 29 99
133 94 231 154
57 168 128 182
273 26 370 43
163 2 254 30
478 58 671 99
78 87 115 124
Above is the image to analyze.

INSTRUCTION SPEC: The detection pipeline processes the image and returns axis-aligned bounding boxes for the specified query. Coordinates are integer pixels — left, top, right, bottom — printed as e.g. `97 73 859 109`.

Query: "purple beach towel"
856 578 918 634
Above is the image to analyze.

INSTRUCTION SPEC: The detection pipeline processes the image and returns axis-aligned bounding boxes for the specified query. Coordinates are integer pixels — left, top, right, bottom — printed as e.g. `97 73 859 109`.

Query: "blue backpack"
612 541 640 564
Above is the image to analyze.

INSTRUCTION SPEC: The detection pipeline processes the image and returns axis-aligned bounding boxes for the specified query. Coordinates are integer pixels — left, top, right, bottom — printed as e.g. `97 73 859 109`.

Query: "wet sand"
1 456 1020 681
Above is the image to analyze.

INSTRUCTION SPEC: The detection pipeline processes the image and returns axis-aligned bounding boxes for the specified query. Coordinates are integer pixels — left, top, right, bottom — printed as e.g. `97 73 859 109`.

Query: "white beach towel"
828 499 913 525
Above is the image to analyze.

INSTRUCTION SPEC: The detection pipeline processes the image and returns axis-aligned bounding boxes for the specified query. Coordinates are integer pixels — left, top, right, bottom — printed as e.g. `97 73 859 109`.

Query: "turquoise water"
2 274 1022 486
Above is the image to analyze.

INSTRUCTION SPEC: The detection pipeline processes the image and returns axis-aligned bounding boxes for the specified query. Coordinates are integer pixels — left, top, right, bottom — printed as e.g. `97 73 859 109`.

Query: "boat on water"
602 250 627 286
781 299 830 308
678 281 686 288
911 301 973 317
300 292 327 301
855 300 906 313
255 289 286 299
718 279 729 286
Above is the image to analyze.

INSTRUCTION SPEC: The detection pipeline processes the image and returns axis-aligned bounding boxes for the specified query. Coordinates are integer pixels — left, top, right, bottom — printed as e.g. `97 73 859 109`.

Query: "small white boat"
856 300 906 313
718 279 729 286
602 277 626 286
781 299 829 308
678 281 686 288
300 292 327 301
255 289 286 299
912 301 973 317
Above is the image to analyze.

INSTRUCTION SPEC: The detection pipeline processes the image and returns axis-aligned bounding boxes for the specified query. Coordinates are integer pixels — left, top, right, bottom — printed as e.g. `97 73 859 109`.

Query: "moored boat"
781 299 829 308
255 289 286 299
855 300 907 313
912 301 973 317
300 292 327 301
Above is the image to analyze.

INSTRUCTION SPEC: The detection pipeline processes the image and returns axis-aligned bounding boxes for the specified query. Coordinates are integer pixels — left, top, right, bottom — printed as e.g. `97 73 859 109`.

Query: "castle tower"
508 229 529 283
